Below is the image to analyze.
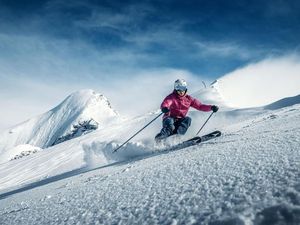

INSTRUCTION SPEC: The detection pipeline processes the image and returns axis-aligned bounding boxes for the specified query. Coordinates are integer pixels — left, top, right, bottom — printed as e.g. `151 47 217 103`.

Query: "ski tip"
214 130 222 137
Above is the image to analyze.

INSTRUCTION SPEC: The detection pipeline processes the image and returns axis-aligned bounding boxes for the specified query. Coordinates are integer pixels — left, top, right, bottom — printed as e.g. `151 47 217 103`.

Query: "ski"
166 130 221 152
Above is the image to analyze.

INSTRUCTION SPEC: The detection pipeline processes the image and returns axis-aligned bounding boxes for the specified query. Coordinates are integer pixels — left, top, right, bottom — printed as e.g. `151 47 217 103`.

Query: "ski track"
0 106 300 224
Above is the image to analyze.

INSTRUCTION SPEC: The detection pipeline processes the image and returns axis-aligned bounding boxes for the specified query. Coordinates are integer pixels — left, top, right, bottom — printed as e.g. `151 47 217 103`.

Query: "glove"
211 105 219 112
161 107 170 113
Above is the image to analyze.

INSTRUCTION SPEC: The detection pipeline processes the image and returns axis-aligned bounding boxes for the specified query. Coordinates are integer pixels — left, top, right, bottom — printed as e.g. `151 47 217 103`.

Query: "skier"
155 79 219 141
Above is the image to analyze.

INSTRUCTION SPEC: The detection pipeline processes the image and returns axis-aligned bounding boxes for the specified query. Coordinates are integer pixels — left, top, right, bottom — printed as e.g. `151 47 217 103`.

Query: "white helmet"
174 79 187 92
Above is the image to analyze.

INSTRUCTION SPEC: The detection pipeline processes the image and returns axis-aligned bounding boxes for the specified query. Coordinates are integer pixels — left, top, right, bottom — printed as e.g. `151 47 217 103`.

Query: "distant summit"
191 79 234 111
0 89 119 163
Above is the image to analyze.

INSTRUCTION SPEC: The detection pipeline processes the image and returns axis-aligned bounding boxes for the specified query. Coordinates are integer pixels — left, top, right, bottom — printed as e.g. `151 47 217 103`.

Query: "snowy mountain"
192 81 232 110
0 89 120 164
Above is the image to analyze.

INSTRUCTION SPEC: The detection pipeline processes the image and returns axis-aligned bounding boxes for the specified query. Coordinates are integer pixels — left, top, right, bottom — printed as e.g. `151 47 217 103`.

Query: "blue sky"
0 0 300 128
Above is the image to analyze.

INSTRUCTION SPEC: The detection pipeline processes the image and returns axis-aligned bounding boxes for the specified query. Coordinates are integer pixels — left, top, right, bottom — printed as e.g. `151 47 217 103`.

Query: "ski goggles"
176 89 186 93
175 85 187 92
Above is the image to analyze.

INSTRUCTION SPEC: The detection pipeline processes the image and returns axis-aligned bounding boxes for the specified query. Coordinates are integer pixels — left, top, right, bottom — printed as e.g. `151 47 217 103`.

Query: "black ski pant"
161 116 192 136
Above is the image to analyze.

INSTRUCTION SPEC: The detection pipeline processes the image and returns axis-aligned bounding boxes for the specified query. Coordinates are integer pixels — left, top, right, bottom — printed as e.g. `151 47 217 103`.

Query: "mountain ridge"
0 89 119 163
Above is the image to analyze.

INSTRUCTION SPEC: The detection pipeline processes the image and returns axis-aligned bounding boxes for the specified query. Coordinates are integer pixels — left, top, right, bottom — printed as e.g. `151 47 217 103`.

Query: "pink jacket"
161 91 212 119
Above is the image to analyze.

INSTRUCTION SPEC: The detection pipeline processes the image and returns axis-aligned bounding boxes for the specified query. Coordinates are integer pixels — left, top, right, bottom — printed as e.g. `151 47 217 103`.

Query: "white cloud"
195 41 254 59
74 2 154 32
0 32 158 82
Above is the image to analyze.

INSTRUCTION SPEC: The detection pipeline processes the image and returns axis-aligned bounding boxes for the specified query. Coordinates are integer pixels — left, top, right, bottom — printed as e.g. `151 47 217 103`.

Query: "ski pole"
196 111 215 136
113 112 164 153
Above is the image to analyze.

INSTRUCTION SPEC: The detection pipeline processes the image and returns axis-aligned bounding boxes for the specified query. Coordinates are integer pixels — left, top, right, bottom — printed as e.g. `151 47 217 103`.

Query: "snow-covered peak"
0 89 120 163
192 82 232 110
52 89 119 124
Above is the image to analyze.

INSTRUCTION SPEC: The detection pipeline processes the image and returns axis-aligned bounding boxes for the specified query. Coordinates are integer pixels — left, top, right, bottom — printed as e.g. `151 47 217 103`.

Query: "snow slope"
0 89 120 163
0 111 162 191
0 102 299 225
0 104 268 193
264 94 300 110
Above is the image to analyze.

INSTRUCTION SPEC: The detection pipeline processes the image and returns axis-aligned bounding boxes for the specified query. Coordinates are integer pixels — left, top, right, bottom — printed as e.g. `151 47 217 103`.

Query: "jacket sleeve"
161 95 173 109
190 97 212 112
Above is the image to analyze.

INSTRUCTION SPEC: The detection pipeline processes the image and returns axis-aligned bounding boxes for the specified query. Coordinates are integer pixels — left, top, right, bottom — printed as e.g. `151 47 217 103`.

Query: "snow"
264 94 300 110
0 67 300 224
0 103 299 225
1 144 41 162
